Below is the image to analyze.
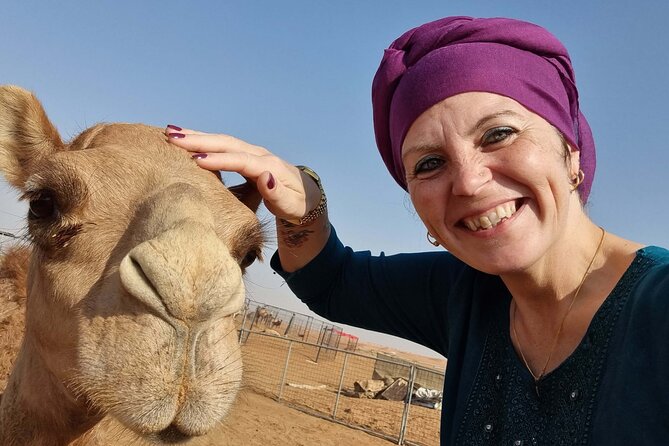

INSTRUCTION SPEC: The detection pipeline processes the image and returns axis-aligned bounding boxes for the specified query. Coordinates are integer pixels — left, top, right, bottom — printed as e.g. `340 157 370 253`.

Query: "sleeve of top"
270 226 468 356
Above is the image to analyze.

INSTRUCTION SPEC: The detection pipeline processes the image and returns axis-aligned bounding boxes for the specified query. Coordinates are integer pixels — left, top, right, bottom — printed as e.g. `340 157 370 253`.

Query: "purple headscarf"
372 16 595 202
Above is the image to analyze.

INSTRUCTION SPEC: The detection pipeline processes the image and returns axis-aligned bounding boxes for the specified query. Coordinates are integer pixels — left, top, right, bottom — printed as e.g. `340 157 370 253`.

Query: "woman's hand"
165 126 321 222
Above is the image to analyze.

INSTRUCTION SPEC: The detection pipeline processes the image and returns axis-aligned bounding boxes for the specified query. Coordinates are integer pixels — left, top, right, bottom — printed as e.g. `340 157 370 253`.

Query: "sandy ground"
218 390 396 446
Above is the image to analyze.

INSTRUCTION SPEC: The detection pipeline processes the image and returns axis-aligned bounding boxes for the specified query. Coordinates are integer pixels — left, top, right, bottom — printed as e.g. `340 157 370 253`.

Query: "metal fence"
237 299 358 362
240 328 444 445
375 352 444 393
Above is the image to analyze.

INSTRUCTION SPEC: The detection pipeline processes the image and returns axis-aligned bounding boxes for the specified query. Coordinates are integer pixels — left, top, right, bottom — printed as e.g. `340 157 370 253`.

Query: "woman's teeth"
463 201 517 231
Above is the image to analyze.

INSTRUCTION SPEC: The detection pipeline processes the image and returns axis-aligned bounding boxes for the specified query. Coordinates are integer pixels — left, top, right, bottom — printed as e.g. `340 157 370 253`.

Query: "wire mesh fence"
238 299 358 363
240 327 444 445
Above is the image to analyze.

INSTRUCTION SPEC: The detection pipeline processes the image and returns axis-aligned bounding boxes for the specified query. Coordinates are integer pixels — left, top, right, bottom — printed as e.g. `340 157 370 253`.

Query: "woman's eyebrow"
401 142 443 162
402 110 525 160
471 110 524 134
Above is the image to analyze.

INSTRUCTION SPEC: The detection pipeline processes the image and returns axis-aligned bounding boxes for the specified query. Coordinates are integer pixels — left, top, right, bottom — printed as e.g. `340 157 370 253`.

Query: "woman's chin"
455 247 538 276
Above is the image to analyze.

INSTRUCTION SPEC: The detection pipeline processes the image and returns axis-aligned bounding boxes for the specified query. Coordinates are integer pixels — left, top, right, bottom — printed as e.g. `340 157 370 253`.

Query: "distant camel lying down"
0 86 263 445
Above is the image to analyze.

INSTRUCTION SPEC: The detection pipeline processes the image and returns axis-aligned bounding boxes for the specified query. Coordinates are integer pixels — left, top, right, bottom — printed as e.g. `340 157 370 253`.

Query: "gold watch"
283 165 327 225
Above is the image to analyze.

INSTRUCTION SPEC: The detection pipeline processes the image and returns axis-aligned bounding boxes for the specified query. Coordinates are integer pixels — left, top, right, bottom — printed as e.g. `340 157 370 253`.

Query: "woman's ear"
566 143 581 179
0 85 64 190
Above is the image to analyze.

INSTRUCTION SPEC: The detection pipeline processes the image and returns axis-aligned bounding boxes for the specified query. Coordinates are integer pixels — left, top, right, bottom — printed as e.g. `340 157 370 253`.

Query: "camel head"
0 86 263 444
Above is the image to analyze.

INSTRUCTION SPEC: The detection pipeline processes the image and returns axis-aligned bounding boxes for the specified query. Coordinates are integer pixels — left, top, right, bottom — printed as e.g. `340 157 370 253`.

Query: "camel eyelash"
26 220 84 249
20 188 49 202
49 224 84 247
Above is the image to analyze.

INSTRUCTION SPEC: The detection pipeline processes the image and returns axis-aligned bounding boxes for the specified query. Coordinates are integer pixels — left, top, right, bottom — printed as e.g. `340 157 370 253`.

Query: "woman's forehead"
431 92 529 118
405 93 527 136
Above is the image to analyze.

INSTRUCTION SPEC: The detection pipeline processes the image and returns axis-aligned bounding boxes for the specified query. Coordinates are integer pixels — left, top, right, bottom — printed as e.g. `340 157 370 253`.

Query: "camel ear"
228 180 263 213
0 86 63 190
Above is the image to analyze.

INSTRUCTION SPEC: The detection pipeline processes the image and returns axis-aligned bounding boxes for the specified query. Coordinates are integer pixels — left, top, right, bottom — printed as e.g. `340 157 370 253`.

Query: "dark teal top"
271 227 669 445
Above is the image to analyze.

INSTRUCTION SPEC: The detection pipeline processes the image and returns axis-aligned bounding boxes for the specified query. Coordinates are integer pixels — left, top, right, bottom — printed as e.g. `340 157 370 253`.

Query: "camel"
0 85 264 445
252 307 272 327
270 318 282 329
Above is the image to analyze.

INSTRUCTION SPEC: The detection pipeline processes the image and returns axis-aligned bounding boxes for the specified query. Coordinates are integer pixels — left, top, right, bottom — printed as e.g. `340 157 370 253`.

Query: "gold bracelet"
282 165 327 226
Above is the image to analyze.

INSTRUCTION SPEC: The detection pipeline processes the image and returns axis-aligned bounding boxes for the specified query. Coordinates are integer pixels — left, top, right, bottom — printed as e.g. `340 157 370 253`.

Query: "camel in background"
0 86 263 445
253 307 272 327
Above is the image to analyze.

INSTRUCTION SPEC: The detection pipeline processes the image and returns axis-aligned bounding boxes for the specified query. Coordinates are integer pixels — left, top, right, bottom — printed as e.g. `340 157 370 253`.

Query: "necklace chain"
512 227 606 386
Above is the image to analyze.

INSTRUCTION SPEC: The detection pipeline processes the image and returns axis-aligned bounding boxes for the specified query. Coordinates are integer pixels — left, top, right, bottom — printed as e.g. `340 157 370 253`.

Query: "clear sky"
1 0 668 359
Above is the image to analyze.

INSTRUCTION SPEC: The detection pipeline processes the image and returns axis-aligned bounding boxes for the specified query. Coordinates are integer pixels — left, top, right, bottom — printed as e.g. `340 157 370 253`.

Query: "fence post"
333 329 341 359
315 326 327 363
283 313 295 336
248 306 259 330
398 364 416 445
238 308 249 343
304 316 314 342
277 341 293 401
332 351 349 420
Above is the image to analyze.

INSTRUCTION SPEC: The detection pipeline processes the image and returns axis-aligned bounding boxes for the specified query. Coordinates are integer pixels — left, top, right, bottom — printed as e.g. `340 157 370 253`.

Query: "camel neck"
0 338 102 445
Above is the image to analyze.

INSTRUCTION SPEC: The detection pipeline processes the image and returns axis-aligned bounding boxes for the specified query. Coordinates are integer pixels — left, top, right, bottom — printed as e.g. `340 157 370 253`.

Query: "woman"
166 17 669 445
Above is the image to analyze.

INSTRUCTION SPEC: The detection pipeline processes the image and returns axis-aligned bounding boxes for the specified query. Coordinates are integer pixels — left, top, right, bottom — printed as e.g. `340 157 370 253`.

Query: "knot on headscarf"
372 16 595 202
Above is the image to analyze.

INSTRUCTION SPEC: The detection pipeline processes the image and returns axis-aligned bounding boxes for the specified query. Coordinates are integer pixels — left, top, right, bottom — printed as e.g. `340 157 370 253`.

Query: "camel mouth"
152 424 194 444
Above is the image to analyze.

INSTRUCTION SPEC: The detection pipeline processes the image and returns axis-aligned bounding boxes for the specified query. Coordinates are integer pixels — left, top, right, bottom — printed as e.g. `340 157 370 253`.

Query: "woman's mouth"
460 199 524 231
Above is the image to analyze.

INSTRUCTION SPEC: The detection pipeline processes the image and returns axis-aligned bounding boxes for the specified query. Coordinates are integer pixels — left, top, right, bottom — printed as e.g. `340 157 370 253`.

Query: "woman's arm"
272 226 467 355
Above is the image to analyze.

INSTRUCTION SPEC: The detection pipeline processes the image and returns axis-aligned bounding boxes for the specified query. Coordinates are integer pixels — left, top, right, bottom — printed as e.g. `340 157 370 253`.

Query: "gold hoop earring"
426 232 440 247
570 169 585 191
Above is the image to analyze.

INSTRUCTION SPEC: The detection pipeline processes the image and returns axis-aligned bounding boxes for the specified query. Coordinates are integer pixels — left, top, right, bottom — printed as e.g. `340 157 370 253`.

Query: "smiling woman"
402 92 586 276
165 16 669 446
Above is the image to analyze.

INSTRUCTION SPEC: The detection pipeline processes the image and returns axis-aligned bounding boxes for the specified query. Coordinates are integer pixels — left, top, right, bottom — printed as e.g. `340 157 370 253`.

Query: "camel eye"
240 250 259 270
29 192 57 220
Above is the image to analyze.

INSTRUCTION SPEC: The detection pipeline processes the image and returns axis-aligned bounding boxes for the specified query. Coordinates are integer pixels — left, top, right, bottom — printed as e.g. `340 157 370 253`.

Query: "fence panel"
240 331 292 399
240 299 344 353
403 366 443 446
239 328 443 445
334 352 411 442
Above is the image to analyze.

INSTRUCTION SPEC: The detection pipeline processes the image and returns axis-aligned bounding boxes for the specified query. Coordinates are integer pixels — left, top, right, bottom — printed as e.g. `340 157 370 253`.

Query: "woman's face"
402 92 581 274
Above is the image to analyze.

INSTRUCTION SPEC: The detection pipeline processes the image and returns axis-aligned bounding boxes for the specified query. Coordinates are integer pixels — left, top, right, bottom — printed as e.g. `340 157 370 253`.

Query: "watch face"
298 166 322 188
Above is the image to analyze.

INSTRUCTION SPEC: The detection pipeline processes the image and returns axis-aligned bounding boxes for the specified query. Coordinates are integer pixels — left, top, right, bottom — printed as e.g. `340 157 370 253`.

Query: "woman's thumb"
257 170 287 214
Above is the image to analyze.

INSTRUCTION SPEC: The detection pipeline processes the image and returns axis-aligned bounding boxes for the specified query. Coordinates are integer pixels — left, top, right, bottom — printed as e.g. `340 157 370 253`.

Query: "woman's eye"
482 127 516 145
28 192 57 220
414 156 445 175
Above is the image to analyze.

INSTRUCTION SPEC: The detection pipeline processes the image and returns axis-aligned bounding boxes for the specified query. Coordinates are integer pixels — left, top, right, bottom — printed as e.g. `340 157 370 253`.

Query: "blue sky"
2 1 668 359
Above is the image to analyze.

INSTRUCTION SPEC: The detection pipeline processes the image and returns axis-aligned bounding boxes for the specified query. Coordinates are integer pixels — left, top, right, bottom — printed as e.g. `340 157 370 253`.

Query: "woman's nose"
450 158 491 196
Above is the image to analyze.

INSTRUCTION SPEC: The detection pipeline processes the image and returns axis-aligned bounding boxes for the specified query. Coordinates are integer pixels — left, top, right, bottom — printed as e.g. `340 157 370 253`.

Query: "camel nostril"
127 257 158 293
119 252 174 322
121 255 160 299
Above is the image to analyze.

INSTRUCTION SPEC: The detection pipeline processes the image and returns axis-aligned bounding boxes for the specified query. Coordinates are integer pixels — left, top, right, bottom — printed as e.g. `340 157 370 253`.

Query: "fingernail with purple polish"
267 173 276 190
192 153 208 160
167 124 182 131
168 132 185 139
